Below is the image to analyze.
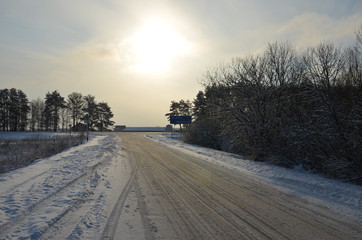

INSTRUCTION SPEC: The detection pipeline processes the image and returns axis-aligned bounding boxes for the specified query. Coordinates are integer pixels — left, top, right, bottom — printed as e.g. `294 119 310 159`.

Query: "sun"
125 19 191 73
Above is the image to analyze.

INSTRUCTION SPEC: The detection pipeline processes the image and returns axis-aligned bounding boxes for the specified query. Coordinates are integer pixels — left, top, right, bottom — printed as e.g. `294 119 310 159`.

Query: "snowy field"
147 133 362 222
0 133 131 239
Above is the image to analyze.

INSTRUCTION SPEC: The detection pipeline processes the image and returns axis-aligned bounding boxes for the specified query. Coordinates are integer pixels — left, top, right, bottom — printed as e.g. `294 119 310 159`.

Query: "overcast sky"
1 0 362 127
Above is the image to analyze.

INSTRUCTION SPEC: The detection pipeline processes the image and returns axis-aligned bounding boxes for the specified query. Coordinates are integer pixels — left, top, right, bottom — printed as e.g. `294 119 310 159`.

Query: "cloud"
225 11 362 58
65 43 120 63
274 12 362 48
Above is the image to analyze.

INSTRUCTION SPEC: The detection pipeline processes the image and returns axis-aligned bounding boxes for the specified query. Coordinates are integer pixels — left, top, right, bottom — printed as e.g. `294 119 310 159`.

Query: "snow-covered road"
122 133 362 239
147 133 362 222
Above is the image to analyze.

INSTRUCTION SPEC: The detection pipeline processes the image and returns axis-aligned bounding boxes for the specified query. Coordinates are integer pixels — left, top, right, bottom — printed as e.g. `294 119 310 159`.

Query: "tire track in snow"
0 137 118 239
120 133 362 240
101 152 140 240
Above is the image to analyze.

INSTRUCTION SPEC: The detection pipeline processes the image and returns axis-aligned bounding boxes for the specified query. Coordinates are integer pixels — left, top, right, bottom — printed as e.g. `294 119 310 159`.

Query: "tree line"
169 26 362 184
0 90 114 132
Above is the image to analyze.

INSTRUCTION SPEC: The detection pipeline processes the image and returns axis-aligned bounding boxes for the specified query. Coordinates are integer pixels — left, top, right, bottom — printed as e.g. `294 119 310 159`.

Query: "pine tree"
18 89 30 131
67 92 84 129
83 95 98 129
44 91 66 132
193 91 207 120
0 89 10 131
29 98 45 131
95 102 114 132
0 88 29 131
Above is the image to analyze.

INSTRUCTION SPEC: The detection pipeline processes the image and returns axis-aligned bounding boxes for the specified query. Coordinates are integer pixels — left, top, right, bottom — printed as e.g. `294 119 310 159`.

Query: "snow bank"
0 133 131 239
146 133 362 222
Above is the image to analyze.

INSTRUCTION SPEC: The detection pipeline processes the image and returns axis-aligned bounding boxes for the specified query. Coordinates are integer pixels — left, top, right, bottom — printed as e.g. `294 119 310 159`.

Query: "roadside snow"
146 133 362 222
0 133 132 239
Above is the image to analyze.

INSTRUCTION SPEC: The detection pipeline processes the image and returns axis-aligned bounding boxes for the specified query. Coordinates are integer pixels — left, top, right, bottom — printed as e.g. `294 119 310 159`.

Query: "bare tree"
264 42 299 86
302 43 348 142
355 24 362 54
189 39 362 182
303 42 346 89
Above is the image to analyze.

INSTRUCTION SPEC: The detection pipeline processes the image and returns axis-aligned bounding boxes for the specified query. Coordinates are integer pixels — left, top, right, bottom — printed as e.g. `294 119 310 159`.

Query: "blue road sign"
170 116 192 124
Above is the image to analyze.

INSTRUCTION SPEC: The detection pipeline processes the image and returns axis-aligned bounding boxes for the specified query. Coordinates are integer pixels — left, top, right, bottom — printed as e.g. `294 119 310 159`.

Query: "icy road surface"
0 132 362 239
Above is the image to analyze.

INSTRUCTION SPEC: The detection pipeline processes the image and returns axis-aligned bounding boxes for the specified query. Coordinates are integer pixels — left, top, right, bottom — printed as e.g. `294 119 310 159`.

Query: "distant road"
117 127 165 132
114 133 362 239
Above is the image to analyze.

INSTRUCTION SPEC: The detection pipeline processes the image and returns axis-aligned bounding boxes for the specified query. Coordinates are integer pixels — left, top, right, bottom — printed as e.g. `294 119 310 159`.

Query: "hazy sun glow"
126 19 192 73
